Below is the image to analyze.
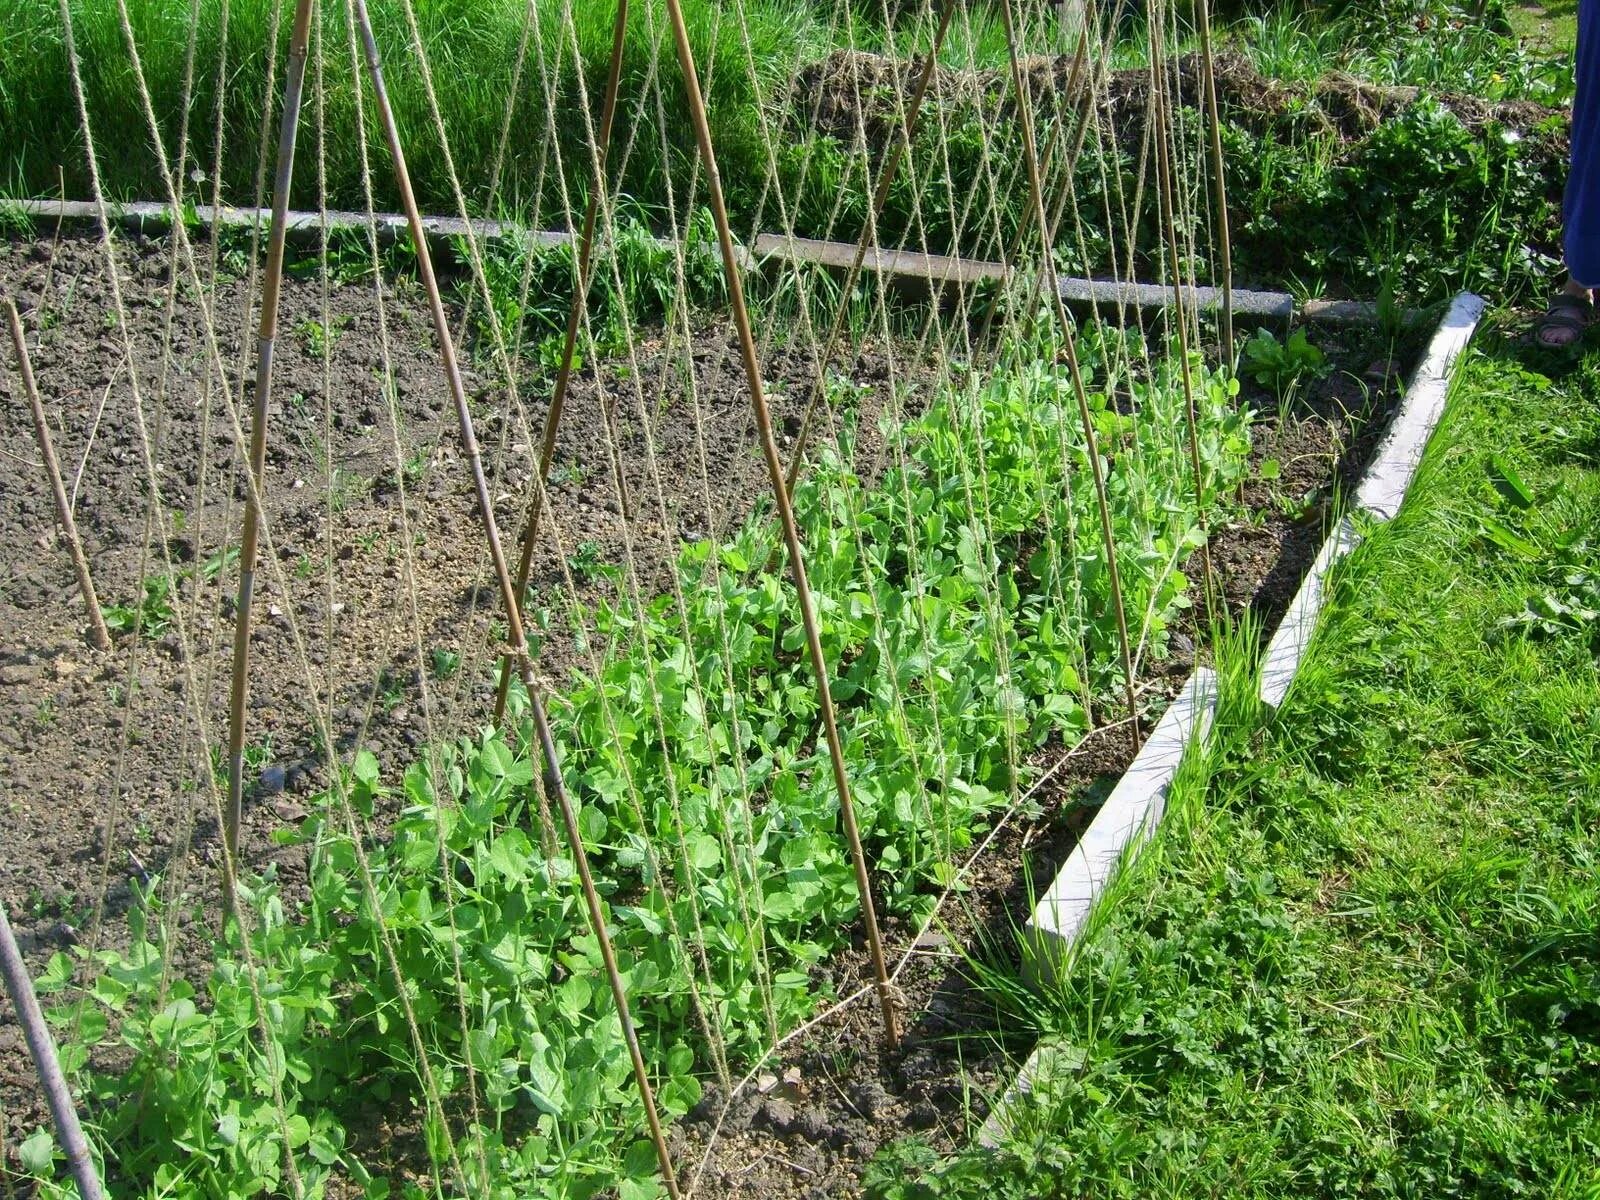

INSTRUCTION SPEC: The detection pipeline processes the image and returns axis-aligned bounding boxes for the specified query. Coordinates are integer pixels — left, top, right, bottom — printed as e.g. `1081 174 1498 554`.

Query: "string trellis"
0 0 1243 1195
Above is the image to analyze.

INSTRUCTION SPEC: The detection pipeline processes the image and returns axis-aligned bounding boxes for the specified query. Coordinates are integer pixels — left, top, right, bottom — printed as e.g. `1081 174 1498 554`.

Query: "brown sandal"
1535 292 1595 348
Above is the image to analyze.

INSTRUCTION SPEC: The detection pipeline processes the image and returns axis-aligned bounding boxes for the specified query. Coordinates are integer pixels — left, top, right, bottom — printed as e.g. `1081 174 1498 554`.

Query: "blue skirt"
1566 0 1600 284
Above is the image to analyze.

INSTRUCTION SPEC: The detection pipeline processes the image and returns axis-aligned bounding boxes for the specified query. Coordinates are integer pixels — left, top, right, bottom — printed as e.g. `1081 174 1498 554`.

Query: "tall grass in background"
0 0 1572 301
0 0 821 222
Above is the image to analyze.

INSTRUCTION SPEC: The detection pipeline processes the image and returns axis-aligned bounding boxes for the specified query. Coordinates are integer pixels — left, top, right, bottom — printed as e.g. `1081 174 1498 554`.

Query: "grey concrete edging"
978 667 1217 1148
1021 667 1219 982
10 198 1397 326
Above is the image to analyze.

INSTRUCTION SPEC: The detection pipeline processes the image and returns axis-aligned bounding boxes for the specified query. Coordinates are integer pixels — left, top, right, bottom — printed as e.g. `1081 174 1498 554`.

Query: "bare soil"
1 224 1409 1196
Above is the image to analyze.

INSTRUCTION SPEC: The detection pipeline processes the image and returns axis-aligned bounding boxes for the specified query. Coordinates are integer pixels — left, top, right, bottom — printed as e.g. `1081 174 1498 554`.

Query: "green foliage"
28 324 1251 1199
0 0 814 232
294 315 351 358
105 573 177 639
1500 540 1600 647
1228 95 1562 304
468 206 726 358
894 336 1600 1199
1241 326 1328 395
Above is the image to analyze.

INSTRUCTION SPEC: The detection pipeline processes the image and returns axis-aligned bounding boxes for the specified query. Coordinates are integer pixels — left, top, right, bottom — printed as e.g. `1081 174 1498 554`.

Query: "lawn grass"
864 326 1600 1198
0 0 822 223
1508 0 1580 55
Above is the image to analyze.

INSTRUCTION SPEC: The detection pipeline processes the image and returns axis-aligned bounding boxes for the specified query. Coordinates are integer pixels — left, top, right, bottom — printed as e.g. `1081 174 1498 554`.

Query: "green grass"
1233 0 1572 102
0 0 819 223
1507 0 1580 55
867 328 1600 1198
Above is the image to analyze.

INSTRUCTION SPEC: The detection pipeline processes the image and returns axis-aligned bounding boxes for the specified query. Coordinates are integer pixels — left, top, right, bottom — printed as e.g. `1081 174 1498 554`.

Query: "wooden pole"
659 0 903 1048
0 901 107 1200
348 2 682 1192
5 299 111 651
223 0 317 889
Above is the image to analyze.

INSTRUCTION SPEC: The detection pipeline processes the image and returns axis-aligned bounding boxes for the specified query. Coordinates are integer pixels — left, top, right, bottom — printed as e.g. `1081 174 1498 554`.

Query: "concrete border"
1354 292 1488 521
1258 515 1362 709
1256 291 1486 708
1024 667 1218 980
978 668 1216 1148
8 197 1395 326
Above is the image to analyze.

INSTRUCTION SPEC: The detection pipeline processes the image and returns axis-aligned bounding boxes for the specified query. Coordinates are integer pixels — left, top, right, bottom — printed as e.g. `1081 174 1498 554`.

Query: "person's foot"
1535 281 1595 348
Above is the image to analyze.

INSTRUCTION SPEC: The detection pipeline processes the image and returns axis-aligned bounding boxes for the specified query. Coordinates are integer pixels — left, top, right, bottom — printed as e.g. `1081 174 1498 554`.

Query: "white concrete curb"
1022 668 1218 980
1258 515 1362 709
979 668 1216 1148
1256 291 1486 708
1356 292 1489 521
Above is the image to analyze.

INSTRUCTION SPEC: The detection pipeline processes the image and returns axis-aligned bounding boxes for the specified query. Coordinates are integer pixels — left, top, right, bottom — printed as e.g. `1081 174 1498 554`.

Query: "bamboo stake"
1195 0 1234 366
348 3 681 1193
493 0 630 726
5 299 111 651
999 0 1143 749
783 0 954 494
223 0 317 887
1149 2 1216 618
0 901 107 1200
659 0 902 1048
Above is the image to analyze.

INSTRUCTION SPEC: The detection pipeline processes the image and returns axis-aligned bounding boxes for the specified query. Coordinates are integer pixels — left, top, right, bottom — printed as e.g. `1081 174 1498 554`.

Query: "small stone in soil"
791 1108 828 1141
258 765 287 795
857 1080 890 1119
760 1097 797 1132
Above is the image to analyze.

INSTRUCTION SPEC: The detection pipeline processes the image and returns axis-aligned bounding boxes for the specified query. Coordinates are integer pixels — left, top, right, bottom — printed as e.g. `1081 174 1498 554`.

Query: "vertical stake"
1148 1 1216 620
1195 0 1234 368
348 2 682 1193
0 901 107 1200
6 299 111 651
494 0 630 726
659 0 902 1048
224 0 318 892
999 0 1143 748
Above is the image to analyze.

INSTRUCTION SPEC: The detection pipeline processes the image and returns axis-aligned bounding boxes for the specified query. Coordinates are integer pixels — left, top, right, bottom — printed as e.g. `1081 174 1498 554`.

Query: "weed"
429 647 461 680
566 539 606 584
1242 327 1329 396
295 314 352 358
105 575 177 639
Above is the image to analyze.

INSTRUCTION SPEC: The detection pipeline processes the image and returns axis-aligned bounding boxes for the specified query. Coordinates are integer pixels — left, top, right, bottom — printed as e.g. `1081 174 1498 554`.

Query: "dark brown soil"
0 223 1408 1197
0 225 923 1167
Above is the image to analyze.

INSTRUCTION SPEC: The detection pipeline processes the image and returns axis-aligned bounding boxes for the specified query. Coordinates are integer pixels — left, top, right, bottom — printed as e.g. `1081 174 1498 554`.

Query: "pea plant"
25 326 1251 1200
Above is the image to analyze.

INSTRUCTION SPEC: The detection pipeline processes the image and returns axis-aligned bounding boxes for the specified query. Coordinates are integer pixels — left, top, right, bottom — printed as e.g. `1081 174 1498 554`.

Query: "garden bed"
0 218 1422 1198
